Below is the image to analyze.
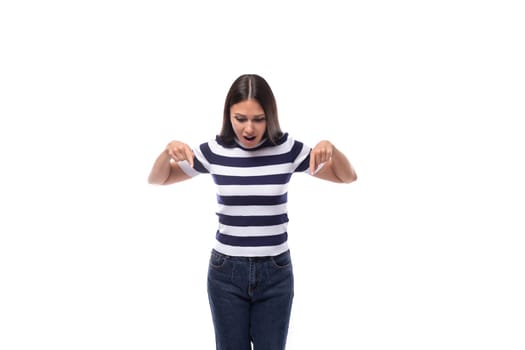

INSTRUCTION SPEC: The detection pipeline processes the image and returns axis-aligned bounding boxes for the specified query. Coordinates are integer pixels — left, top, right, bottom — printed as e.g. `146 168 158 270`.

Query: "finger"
167 149 176 160
309 152 318 175
170 149 179 161
184 147 195 168
172 149 185 162
318 149 331 165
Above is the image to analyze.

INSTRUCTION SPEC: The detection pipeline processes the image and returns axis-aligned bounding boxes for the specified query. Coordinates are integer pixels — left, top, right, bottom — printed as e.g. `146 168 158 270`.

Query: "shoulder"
280 134 310 154
279 133 309 148
191 139 216 165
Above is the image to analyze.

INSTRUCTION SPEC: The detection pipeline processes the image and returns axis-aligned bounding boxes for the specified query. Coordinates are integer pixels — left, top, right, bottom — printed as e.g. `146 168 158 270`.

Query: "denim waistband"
211 249 290 262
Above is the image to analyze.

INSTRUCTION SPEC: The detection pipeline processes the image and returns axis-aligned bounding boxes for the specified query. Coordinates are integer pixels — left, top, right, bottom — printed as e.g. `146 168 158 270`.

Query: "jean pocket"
209 250 227 269
271 250 292 269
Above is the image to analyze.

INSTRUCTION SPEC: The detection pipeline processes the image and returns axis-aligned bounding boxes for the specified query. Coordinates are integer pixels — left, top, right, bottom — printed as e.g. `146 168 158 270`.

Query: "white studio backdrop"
1 1 524 349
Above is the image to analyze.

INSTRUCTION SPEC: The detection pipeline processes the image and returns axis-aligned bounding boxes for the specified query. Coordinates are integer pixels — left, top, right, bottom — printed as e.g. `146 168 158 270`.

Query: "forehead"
230 99 264 115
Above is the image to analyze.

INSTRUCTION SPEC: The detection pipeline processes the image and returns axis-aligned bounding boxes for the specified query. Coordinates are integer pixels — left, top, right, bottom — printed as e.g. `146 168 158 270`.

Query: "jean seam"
270 257 292 269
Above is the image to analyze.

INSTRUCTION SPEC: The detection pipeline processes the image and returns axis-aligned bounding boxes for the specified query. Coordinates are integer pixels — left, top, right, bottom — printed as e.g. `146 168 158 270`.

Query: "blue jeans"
207 249 294 350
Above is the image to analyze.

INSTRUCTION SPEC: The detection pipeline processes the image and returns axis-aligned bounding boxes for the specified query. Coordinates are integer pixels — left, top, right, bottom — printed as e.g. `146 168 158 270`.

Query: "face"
230 99 267 148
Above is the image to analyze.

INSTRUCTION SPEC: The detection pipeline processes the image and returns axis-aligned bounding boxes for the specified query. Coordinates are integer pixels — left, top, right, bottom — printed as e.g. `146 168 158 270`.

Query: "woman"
148 74 357 350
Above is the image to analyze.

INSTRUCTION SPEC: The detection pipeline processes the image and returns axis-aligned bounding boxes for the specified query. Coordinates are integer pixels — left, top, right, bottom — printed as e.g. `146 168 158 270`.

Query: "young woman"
148 74 357 350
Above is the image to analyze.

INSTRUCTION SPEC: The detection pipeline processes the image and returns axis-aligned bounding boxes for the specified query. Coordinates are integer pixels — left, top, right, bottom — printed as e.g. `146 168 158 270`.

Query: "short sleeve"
290 140 311 173
295 152 311 173
177 142 211 177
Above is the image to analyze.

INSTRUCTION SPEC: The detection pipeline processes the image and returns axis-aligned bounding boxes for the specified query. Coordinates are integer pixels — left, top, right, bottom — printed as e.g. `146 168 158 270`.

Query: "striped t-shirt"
179 133 312 257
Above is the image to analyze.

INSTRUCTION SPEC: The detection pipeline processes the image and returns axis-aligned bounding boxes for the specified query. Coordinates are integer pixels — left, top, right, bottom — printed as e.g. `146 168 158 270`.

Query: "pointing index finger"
185 147 195 168
309 151 317 175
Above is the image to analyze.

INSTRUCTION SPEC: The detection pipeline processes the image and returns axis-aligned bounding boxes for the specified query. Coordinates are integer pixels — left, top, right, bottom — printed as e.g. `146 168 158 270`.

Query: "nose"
245 121 254 133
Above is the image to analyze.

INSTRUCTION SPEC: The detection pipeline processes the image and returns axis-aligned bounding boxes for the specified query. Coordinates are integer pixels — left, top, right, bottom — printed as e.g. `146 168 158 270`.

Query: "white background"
1 1 524 349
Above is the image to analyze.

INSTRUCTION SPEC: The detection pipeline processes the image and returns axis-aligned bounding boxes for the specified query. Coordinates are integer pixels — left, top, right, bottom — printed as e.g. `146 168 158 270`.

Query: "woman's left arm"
309 140 357 184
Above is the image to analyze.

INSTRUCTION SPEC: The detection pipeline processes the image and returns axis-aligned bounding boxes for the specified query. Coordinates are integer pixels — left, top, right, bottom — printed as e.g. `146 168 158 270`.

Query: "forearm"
331 146 357 184
148 149 172 185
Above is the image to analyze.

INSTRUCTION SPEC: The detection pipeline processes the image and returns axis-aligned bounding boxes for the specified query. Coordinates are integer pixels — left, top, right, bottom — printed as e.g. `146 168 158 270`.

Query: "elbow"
148 175 165 185
341 172 357 184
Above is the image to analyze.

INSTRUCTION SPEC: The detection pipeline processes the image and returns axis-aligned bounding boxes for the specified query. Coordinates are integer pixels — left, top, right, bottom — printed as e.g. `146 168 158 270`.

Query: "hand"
309 140 334 175
166 140 194 168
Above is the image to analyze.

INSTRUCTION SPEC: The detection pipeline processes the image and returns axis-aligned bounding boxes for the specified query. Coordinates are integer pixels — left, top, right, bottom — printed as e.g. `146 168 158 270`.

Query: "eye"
254 117 266 123
234 116 247 122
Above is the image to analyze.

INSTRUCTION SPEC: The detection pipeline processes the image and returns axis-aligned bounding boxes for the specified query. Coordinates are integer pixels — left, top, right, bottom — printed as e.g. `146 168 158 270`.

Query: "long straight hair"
219 74 283 145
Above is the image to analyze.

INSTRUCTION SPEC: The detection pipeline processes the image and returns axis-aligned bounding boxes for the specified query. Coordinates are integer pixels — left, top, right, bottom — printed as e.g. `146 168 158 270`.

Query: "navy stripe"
216 231 288 247
288 141 304 160
200 141 304 167
213 173 292 185
217 194 288 206
218 214 289 226
193 157 209 173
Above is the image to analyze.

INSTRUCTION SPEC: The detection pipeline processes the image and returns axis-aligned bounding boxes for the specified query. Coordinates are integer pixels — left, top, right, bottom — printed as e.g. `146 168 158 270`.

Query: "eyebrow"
233 113 266 118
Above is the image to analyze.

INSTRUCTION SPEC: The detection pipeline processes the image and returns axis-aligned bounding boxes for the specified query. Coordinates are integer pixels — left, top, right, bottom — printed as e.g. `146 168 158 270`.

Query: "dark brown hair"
219 74 283 145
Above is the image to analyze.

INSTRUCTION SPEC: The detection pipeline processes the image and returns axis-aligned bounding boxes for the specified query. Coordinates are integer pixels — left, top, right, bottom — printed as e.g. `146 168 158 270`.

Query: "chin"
242 138 261 148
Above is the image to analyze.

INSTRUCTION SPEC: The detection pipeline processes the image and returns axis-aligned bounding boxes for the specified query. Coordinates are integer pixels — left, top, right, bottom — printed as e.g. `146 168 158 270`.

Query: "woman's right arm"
147 141 195 185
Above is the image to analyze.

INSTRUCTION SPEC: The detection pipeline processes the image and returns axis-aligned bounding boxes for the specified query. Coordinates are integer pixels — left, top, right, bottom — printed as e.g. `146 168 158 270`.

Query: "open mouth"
244 136 256 141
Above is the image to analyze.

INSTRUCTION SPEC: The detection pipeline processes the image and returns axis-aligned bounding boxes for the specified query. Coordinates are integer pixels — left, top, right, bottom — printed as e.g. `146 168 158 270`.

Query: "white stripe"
211 163 293 176
217 204 287 216
219 223 288 237
214 241 290 257
217 184 288 196
208 137 296 158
